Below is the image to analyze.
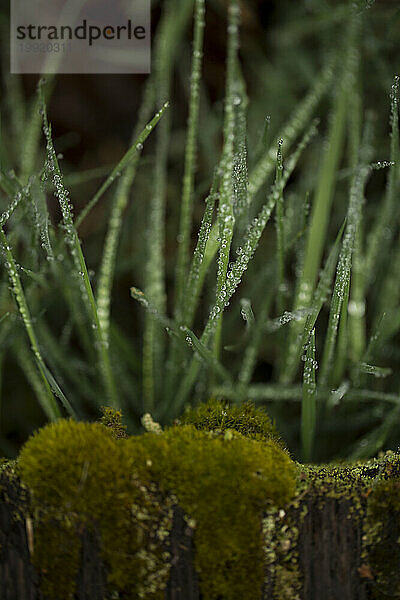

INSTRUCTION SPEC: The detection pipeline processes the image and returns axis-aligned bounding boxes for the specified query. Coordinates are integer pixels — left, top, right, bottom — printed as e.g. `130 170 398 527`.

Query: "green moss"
296 458 386 505
262 504 302 600
265 458 393 600
15 416 296 600
364 478 400 599
0 458 17 481
295 453 400 599
14 417 400 600
31 514 82 600
99 405 128 439
178 398 284 447
17 419 172 599
15 415 400 600
127 425 296 600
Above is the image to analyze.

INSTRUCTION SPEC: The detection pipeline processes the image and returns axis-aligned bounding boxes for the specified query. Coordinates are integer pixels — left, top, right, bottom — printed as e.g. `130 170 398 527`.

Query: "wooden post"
1 462 399 599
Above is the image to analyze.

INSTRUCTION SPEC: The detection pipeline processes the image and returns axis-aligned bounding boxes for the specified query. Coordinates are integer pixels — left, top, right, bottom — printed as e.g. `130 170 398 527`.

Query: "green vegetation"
179 397 283 445
11 407 400 599
17 418 174 599
99 405 128 439
16 412 295 599
3 1 400 589
0 0 400 467
129 425 295 600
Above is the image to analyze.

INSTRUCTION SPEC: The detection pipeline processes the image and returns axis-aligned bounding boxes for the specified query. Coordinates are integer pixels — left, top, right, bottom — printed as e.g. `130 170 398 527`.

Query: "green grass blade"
219 120 318 333
274 139 285 314
239 298 255 329
331 272 350 384
347 226 366 364
349 405 400 459
142 0 195 412
231 67 249 228
172 120 317 415
39 83 117 408
53 261 96 361
301 328 317 462
213 384 303 403
131 286 174 332
213 0 240 359
247 61 334 203
191 114 320 327
0 185 26 227
213 385 400 408
283 41 352 380
37 321 99 408
283 220 345 382
31 177 54 261
164 171 221 403
40 362 78 418
20 76 55 183
351 312 390 387
0 169 20 197
237 273 274 389
181 326 233 385
75 99 168 229
364 75 399 284
132 286 232 385
164 172 220 403
0 228 62 420
174 0 205 322
293 80 347 298
0 312 10 327
253 116 271 166
359 363 392 378
14 341 59 421
319 118 373 387
346 59 366 367
376 236 400 333
183 176 218 327
96 92 167 350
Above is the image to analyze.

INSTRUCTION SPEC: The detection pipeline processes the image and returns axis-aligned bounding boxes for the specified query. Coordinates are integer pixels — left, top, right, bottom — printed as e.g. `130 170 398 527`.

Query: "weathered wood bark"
297 497 369 600
164 507 200 600
0 467 394 599
0 471 202 600
0 472 41 600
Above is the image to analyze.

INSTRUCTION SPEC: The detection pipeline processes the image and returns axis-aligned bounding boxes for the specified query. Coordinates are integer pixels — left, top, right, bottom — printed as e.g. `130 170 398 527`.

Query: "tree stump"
1 455 399 600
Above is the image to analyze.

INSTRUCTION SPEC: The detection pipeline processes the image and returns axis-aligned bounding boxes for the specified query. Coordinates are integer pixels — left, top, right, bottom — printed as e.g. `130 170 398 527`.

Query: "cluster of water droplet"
0 231 39 362
0 188 26 228
329 382 349 408
184 193 216 318
371 160 395 171
302 330 317 395
266 308 312 333
240 299 253 324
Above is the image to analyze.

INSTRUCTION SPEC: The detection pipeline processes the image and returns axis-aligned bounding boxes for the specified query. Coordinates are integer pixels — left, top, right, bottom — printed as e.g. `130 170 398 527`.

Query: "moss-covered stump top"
2 404 400 600
292 452 400 600
178 398 285 447
10 406 295 600
295 450 400 507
